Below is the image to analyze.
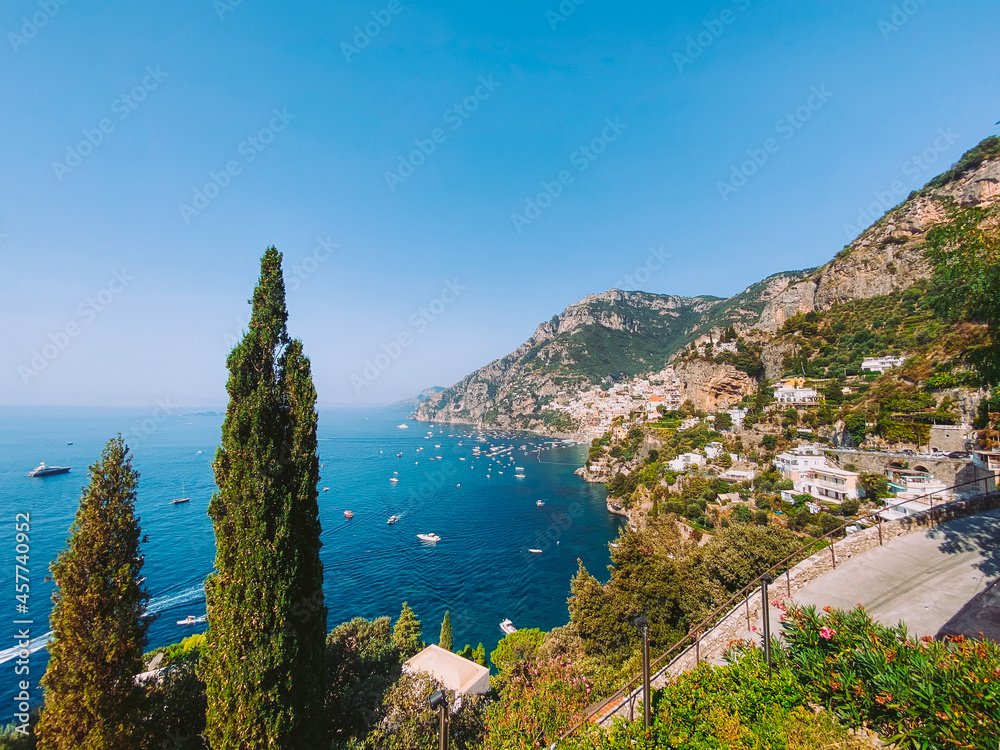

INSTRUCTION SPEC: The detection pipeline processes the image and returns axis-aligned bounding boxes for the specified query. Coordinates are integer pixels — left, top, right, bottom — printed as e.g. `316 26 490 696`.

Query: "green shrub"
782 604 1000 749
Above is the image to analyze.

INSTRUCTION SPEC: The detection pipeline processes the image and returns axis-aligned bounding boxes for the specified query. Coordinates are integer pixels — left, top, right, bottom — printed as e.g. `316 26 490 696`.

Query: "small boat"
516 466 524 471
344 510 354 519
67 441 73 445
170 497 191 505
416 533 441 543
389 477 399 483
515 473 526 479
500 619 517 635
536 499 545 507
322 487 330 492
528 548 543 554
396 452 403 458
387 515 398 525
27 462 71 477
177 615 198 626
397 424 409 429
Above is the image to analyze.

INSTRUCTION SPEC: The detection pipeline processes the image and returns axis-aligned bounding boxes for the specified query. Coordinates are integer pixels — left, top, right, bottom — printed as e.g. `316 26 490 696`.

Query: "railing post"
785 569 791 597
695 631 700 665
830 541 836 569
745 593 751 629
877 516 883 546
760 575 774 668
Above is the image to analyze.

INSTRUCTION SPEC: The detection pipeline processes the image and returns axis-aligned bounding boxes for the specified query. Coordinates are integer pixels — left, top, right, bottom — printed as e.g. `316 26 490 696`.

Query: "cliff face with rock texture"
414 138 1000 434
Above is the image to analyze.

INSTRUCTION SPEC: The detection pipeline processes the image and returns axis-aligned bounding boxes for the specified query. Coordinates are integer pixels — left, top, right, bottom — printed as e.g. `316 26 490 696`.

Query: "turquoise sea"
0 405 619 717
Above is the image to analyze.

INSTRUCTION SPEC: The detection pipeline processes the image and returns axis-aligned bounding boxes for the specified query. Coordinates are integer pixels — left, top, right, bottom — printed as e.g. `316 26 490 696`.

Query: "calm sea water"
0 405 618 717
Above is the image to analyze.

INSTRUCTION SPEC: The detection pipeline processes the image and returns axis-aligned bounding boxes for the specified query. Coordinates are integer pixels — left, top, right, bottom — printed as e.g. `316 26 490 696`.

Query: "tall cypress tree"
439 611 453 652
36 436 150 750
200 248 326 749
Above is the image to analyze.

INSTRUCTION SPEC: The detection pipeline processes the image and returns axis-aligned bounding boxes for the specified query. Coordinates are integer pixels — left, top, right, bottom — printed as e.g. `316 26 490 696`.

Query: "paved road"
793 508 1000 640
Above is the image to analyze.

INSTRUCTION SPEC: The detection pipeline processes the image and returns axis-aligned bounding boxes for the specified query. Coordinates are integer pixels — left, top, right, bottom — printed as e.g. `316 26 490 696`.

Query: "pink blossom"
819 626 836 640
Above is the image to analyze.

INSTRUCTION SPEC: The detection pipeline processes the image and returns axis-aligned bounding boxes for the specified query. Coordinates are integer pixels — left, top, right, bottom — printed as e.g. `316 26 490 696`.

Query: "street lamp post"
634 616 650 729
429 690 448 750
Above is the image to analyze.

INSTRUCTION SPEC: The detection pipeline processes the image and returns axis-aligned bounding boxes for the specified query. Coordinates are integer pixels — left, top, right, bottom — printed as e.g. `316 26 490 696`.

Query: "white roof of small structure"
403 644 490 695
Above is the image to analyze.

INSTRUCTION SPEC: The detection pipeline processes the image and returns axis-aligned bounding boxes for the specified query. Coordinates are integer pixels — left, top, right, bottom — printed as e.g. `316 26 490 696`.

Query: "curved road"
792 508 1000 640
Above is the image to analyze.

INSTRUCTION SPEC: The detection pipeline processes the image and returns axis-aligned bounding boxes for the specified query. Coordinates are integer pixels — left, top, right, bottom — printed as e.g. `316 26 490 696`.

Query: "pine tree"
199 248 326 749
439 611 453 651
392 602 423 659
36 436 150 750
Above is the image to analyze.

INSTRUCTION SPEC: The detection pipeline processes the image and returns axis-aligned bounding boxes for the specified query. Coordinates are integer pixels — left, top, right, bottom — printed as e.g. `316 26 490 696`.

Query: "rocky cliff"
756 142 1000 332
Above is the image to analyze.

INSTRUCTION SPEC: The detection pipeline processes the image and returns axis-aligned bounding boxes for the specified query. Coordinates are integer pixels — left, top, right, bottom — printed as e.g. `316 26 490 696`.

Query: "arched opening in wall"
913 465 931 474
887 461 905 470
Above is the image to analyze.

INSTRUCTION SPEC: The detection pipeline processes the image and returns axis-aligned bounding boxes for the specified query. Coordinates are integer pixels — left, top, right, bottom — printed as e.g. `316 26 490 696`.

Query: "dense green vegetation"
564 604 1000 749
925 200 1000 385
568 520 802 659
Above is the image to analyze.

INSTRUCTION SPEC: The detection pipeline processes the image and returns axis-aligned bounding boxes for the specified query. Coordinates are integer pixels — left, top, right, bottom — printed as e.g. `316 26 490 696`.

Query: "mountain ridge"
415 136 1000 434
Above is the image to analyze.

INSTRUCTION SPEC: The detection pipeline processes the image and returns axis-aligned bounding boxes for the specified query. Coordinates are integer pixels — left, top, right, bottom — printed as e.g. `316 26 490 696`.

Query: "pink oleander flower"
820 626 836 640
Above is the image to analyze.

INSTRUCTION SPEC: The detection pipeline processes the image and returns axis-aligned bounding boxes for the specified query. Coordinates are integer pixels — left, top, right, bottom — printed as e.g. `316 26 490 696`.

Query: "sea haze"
0 405 619 712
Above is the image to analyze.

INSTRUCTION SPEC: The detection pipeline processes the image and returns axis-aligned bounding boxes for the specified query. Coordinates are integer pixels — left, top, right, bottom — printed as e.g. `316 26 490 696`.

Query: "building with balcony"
772 379 822 405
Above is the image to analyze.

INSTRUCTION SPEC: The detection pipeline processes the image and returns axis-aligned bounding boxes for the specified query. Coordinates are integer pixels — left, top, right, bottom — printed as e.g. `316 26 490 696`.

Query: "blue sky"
2 0 998 407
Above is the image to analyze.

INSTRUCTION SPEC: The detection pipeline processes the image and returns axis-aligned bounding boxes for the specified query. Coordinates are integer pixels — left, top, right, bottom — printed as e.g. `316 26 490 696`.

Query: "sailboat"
171 481 190 505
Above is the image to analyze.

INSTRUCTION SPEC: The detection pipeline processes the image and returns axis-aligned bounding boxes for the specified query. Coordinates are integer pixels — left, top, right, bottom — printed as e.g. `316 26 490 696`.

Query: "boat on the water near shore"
389 477 399 483
177 615 198 626
387 515 398 525
500 619 517 635
344 510 354 519
536 499 545 506
27 462 71 478
416 533 441 543
528 548 543 554
397 424 409 429
170 497 190 505
515 473 526 479
322 487 330 492
67 441 73 445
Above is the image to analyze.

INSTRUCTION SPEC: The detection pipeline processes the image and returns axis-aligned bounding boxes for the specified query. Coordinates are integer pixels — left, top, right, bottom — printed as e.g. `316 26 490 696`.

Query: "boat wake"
0 583 207 664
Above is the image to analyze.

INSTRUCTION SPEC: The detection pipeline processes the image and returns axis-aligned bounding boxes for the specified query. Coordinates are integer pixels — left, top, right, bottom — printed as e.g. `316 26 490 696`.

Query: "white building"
774 445 828 482
668 452 706 472
795 465 861 504
862 355 907 374
727 407 748 430
772 380 822 405
404 644 490 696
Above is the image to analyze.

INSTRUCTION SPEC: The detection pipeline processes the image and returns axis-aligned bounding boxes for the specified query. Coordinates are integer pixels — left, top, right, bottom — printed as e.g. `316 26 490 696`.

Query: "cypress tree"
36 436 150 750
439 611 453 651
392 603 423 659
199 248 326 749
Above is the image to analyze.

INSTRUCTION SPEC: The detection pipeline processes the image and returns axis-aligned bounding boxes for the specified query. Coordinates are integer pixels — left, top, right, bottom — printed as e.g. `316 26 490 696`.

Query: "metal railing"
559 473 997 739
